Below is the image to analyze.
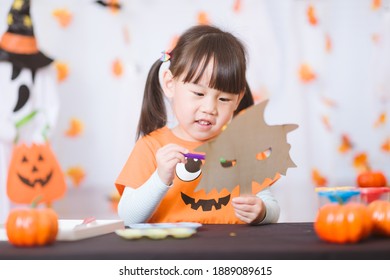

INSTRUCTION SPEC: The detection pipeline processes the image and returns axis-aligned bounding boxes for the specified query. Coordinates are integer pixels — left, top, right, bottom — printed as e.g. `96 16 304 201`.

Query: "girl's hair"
136 25 254 139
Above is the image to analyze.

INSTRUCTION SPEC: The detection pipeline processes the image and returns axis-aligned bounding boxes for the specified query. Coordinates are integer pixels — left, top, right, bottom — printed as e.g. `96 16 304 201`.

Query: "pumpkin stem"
31 195 43 208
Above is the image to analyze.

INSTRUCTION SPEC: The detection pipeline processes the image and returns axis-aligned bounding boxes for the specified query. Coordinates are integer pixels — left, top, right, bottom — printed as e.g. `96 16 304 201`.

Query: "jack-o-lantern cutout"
171 100 297 214
7 142 66 204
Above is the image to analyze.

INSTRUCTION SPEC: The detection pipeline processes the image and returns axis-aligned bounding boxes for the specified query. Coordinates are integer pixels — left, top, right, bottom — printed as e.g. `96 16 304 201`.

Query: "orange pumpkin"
7 142 66 204
314 203 373 244
6 206 59 247
357 171 387 188
368 200 390 236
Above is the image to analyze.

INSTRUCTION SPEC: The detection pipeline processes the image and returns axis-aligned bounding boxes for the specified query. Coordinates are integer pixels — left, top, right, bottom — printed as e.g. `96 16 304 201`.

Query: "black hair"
136 25 254 139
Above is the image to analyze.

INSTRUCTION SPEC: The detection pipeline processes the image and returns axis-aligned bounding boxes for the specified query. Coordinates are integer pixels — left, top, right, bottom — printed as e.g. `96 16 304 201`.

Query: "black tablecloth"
1 223 390 260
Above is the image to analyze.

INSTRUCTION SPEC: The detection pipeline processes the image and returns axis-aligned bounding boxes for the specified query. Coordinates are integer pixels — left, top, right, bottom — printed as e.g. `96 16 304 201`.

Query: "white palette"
0 219 125 242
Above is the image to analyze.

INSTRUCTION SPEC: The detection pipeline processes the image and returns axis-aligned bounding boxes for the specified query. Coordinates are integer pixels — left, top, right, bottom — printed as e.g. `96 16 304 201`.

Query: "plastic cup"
316 187 361 208
359 187 390 205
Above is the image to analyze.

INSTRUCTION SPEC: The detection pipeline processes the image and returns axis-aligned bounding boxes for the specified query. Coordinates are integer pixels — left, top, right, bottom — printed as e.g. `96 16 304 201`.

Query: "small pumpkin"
314 203 373 244
6 200 59 247
368 200 390 236
357 171 387 188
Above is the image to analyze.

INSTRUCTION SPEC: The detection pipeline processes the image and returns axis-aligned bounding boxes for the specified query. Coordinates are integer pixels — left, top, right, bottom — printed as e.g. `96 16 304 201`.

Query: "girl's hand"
231 195 266 224
156 144 188 186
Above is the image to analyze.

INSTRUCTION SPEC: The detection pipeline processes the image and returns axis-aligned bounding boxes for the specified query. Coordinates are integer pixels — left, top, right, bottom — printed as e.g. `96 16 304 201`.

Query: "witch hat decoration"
0 0 53 70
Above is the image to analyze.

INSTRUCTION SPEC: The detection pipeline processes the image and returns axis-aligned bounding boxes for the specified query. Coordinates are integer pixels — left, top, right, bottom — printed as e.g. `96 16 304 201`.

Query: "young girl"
115 25 280 225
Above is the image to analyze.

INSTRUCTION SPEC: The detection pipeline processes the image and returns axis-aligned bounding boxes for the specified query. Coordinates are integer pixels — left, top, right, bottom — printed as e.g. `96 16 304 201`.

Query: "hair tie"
159 51 171 62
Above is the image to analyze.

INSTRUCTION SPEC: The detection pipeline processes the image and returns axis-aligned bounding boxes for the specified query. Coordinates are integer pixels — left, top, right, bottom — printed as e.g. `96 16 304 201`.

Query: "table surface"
1 223 390 260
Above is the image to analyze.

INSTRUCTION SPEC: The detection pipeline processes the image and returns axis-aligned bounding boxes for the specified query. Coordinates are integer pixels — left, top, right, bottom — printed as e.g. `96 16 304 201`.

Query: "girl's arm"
256 187 280 224
117 170 171 226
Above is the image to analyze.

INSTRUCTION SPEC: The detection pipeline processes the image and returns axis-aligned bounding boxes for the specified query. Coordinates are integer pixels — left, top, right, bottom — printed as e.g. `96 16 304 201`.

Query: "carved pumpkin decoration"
7 142 66 204
314 203 373 244
368 200 390 236
6 203 59 247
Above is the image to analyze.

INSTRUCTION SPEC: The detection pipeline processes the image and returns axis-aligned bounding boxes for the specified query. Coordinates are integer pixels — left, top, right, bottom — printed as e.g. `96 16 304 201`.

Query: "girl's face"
163 63 243 142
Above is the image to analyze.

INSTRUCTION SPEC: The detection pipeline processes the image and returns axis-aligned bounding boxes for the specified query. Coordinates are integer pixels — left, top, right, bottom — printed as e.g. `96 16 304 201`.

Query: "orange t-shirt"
115 127 279 224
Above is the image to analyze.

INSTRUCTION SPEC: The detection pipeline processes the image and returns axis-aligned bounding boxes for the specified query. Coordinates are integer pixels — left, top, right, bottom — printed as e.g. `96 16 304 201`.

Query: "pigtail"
234 80 254 116
136 59 167 139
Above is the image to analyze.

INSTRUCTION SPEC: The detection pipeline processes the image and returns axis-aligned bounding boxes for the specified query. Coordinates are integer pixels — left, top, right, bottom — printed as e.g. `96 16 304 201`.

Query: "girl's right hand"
156 144 189 186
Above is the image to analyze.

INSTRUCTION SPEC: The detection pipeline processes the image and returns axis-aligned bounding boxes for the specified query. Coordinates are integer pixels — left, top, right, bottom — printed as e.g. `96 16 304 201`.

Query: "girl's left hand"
231 195 266 224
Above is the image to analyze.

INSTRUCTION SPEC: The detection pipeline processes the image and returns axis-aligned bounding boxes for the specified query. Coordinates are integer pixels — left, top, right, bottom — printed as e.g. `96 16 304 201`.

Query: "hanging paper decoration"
66 166 86 187
371 0 382 11
338 134 353 154
307 4 319 26
197 11 210 25
373 112 386 128
95 0 122 14
353 152 369 173
112 58 123 77
233 0 242 13
312 168 328 187
54 61 69 82
52 8 73 28
65 118 84 137
321 115 332 131
325 33 332 53
299 63 316 83
381 138 390 153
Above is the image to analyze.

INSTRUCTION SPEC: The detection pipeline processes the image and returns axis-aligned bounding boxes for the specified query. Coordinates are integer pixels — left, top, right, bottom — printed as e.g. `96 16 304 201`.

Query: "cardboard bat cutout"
194 100 298 194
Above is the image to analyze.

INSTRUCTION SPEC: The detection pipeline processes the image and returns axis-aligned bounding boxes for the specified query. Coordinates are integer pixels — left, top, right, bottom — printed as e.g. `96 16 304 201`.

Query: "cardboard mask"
194 99 298 194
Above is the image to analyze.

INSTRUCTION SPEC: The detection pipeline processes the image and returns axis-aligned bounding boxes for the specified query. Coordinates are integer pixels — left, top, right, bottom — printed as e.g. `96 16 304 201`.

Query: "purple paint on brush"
183 153 206 160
